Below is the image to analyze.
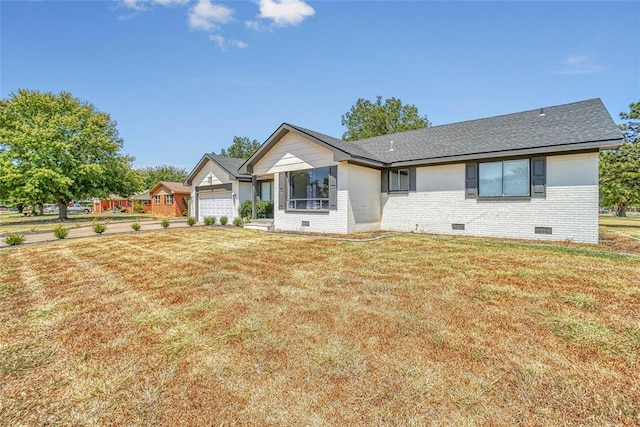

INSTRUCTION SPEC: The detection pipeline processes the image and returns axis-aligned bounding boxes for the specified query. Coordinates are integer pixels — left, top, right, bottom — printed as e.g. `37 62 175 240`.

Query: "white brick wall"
346 164 381 233
380 152 600 243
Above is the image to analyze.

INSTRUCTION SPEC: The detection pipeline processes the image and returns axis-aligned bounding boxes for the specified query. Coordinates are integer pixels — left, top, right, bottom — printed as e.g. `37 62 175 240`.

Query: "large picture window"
479 159 530 197
389 169 409 192
288 167 330 210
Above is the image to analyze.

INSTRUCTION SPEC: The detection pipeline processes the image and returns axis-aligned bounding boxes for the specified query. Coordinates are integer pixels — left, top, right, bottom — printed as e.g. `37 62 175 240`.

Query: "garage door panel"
198 192 234 222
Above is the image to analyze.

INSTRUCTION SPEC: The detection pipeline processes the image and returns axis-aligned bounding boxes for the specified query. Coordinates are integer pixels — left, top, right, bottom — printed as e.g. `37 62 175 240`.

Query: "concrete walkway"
0 219 195 248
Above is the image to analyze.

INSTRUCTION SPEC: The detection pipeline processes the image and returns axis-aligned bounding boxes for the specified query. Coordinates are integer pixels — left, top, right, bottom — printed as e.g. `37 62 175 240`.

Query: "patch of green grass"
557 293 597 309
310 337 367 378
0 345 53 376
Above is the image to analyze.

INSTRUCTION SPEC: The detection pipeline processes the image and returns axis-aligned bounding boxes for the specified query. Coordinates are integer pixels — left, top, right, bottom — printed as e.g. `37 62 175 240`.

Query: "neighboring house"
93 196 132 213
149 182 191 217
239 99 624 244
184 154 259 222
131 190 152 213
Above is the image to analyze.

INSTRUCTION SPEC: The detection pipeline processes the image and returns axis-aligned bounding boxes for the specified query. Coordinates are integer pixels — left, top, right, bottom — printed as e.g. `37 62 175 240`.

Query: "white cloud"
188 0 234 31
229 39 248 49
121 0 188 12
556 54 605 75
255 0 315 27
153 0 189 6
209 34 249 50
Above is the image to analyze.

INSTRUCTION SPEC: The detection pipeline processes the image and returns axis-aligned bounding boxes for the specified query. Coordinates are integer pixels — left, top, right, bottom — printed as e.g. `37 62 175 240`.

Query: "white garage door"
198 192 235 222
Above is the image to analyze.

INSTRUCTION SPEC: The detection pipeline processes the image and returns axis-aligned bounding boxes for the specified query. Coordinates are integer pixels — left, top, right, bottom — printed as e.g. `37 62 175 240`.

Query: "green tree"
138 165 188 190
341 96 430 141
219 136 261 159
599 101 640 217
0 89 141 219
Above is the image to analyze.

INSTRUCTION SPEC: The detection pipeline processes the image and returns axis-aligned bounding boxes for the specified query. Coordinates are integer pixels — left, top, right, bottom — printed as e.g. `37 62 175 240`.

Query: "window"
389 169 409 191
287 167 330 210
165 195 174 204
260 181 273 202
154 195 161 204
479 159 530 197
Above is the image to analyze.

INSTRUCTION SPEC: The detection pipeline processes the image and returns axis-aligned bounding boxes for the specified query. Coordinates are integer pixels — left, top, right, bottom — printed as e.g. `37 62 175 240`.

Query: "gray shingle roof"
206 154 250 178
284 124 380 162
286 99 623 166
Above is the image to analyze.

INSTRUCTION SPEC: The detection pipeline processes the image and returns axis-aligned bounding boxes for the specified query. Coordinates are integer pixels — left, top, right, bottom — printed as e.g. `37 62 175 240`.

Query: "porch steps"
244 219 274 232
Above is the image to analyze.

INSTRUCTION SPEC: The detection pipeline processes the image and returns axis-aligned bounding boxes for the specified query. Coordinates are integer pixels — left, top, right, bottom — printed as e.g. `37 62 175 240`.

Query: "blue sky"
2 1 639 169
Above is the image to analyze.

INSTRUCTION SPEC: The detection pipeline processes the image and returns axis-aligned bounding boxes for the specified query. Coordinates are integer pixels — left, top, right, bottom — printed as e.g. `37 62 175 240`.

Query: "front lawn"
1 228 639 425
600 214 640 239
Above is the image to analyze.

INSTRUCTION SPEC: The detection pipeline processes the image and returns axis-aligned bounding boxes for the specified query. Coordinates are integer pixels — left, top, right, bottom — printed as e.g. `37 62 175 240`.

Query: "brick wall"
151 193 189 217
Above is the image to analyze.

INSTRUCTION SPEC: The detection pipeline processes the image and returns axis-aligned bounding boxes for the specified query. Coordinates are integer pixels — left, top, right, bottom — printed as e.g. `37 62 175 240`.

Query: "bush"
232 217 243 227
92 222 106 234
187 216 196 226
204 216 215 226
161 218 170 228
238 200 274 220
4 233 25 246
53 224 68 239
220 216 228 226
132 201 146 214
131 222 141 231
239 200 252 219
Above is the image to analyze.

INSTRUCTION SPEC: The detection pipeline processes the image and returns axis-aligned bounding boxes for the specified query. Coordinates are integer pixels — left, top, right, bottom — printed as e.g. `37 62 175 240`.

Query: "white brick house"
239 99 623 243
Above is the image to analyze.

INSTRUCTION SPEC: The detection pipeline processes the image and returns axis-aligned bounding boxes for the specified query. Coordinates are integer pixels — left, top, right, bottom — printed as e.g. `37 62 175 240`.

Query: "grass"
1 228 639 425
600 214 640 239
0 211 154 234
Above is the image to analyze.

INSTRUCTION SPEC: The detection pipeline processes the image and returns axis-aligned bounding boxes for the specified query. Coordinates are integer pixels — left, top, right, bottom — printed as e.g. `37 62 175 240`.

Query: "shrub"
4 233 25 246
220 216 228 226
131 222 141 231
239 200 274 220
132 201 146 214
204 216 215 226
187 216 196 226
92 222 106 234
232 217 243 227
53 224 68 239
239 200 252 219
161 218 170 228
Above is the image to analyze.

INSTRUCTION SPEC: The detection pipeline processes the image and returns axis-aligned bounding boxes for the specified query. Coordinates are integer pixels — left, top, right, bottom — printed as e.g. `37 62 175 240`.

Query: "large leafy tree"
219 136 261 159
599 101 640 217
0 89 141 219
341 96 430 141
138 165 188 190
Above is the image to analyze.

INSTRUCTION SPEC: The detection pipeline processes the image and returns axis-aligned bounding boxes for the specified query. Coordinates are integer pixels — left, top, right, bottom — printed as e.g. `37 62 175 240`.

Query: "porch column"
251 176 257 220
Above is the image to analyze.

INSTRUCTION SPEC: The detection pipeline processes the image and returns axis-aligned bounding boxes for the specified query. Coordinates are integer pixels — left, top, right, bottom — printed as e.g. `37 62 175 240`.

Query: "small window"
165 195 174 204
479 159 529 197
154 195 161 204
389 169 409 192
260 181 273 202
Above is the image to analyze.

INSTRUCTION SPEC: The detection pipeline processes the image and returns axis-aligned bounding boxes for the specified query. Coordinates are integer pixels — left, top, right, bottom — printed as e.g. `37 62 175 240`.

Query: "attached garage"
198 191 235 222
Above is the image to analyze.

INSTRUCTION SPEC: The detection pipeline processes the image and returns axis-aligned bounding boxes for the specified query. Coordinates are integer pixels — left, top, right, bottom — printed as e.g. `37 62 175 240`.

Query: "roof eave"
387 138 624 167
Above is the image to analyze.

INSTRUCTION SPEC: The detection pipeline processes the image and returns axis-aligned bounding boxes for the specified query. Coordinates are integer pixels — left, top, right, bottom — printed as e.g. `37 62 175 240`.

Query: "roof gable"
185 153 250 185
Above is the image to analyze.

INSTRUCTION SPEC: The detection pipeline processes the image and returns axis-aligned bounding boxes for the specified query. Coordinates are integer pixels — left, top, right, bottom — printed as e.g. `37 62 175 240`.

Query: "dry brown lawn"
1 228 639 426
